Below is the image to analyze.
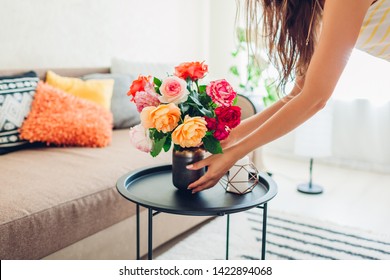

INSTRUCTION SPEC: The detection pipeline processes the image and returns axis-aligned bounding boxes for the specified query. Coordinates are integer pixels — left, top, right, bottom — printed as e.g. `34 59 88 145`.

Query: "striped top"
355 0 390 62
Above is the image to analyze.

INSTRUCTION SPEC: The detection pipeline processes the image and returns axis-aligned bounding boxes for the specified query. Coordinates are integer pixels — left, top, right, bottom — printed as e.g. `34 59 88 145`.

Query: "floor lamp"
297 157 323 194
294 104 333 195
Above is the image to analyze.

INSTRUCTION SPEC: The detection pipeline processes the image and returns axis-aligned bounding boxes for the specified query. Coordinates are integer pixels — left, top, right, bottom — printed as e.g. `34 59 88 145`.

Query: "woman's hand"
187 148 238 194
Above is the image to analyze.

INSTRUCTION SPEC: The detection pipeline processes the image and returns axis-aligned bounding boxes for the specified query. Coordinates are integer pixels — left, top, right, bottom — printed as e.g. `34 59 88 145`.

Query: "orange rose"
140 106 156 129
127 75 150 100
140 104 181 133
174 61 208 81
172 116 207 148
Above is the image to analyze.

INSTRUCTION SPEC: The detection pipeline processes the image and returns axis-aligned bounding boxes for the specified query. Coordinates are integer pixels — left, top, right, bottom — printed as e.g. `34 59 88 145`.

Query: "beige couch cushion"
0 129 171 259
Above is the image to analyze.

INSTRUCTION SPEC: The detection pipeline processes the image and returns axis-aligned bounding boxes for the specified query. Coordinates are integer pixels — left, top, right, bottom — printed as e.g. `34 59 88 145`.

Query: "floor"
154 152 390 258
261 152 390 236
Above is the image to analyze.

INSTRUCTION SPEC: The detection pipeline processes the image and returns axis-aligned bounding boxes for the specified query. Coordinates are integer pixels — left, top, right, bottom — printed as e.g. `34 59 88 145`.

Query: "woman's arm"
223 76 305 149
188 0 373 193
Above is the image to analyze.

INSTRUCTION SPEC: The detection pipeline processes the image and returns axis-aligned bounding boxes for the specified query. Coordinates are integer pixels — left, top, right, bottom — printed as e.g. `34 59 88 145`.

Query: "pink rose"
206 79 237 107
134 91 160 112
129 124 153 153
159 76 189 104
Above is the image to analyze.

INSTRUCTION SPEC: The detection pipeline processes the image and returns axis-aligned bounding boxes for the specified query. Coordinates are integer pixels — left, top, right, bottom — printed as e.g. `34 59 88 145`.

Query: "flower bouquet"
127 61 241 190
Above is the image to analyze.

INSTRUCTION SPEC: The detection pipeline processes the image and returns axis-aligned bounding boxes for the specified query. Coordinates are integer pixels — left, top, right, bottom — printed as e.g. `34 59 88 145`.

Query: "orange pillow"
20 82 113 147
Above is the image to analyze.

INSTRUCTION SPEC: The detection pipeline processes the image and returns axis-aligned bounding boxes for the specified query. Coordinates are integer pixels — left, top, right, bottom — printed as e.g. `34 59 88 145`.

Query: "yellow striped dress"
356 0 390 62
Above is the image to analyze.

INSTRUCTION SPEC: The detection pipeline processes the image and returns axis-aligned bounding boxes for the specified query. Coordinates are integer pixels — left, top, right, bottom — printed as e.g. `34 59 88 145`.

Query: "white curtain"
265 98 390 173
331 98 390 170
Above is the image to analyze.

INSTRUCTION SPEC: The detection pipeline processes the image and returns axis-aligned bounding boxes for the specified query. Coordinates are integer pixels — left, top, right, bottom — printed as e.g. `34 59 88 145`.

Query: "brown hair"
243 0 324 93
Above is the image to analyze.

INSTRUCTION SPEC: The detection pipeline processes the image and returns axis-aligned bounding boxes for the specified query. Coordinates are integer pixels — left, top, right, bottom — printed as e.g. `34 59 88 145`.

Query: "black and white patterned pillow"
0 71 39 155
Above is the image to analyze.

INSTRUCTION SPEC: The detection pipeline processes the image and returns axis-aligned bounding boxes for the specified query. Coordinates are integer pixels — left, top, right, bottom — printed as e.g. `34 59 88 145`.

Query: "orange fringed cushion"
20 82 113 147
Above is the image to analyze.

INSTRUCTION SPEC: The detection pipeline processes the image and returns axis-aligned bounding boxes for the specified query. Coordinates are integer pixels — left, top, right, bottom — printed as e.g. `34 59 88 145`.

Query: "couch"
0 65 261 260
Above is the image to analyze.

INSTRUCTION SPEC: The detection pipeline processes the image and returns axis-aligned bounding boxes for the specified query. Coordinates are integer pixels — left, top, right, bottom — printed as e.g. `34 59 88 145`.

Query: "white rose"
159 76 189 104
129 124 153 153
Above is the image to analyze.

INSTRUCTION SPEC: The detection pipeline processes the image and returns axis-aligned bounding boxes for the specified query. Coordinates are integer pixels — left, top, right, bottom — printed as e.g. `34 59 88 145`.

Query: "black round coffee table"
116 164 278 260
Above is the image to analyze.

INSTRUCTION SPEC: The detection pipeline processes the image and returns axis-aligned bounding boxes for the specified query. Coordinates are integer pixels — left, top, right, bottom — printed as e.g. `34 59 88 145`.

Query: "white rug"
157 209 390 260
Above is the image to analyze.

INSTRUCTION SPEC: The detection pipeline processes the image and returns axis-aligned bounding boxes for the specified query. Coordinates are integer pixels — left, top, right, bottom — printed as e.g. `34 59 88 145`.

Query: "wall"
0 0 212 69
207 0 237 80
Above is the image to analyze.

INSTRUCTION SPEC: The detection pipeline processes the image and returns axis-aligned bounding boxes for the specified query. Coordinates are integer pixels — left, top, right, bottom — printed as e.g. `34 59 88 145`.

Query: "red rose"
205 117 217 130
213 123 229 141
174 61 208 81
127 75 150 100
215 106 241 129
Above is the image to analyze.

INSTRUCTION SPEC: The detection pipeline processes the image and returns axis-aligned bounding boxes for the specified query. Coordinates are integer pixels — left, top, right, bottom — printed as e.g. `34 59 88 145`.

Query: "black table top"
116 164 278 216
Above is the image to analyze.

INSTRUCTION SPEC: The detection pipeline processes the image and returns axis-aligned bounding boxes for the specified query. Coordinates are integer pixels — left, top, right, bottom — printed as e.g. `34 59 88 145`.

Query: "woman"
187 0 389 193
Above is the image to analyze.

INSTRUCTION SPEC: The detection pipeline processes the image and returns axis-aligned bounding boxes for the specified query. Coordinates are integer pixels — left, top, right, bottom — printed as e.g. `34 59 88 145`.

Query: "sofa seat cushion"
0 129 171 259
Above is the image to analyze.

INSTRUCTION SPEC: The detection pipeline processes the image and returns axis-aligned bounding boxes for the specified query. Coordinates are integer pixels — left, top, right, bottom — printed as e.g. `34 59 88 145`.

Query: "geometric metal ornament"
219 162 259 195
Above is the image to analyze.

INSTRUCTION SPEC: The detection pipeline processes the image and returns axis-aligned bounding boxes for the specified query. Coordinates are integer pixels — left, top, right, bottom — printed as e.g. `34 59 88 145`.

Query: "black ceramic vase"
172 147 206 191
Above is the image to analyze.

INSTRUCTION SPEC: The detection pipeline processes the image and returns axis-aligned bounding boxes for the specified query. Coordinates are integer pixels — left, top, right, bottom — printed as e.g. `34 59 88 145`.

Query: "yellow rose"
172 115 207 148
141 103 181 133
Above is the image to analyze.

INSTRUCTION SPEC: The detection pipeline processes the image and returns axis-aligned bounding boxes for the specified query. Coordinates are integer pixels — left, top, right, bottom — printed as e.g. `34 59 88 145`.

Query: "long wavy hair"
242 0 324 93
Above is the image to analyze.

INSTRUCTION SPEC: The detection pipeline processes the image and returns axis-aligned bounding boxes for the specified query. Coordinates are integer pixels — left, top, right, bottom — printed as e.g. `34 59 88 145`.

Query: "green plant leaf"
229 66 240 77
199 93 213 107
233 96 238 106
203 135 223 154
186 95 213 117
198 85 207 94
188 95 203 107
153 77 162 87
179 103 190 116
151 135 167 157
163 135 172 152
150 129 165 141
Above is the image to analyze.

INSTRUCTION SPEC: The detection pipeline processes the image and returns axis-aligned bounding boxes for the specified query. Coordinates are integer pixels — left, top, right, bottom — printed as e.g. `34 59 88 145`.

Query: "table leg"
226 214 230 260
136 204 140 260
148 208 153 260
261 203 268 260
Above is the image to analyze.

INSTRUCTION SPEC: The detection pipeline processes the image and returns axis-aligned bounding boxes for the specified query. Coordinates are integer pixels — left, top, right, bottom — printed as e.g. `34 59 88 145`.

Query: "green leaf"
153 77 162 87
199 93 213 107
188 95 203 107
179 103 190 116
229 66 240 77
150 129 165 141
231 50 239 57
233 96 238 106
203 135 223 154
199 108 213 118
198 85 207 94
150 135 167 157
186 96 212 117
163 135 172 152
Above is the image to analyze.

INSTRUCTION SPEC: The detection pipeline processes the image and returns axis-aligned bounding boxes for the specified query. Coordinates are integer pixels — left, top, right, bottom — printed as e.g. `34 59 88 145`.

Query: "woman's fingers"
187 174 219 194
187 163 224 193
186 156 211 170
187 175 209 192
186 150 236 194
